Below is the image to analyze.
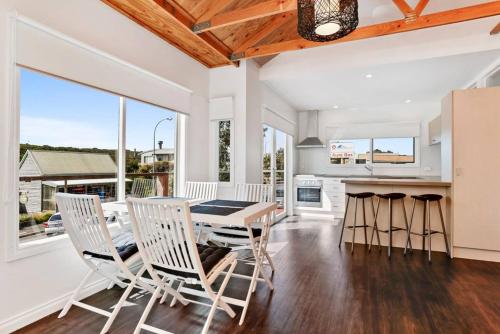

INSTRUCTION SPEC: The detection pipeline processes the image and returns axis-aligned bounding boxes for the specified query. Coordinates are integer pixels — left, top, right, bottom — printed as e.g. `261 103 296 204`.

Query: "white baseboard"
453 247 500 263
0 277 108 333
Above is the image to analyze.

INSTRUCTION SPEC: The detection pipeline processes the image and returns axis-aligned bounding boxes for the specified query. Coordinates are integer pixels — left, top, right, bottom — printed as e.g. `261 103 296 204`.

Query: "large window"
262 125 288 217
18 68 178 245
217 120 231 182
126 99 177 196
330 139 371 165
19 68 119 244
330 137 416 165
373 137 415 164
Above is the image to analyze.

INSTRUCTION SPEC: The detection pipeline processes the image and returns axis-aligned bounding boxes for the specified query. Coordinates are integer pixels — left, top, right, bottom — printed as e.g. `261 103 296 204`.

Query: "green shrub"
19 213 32 224
26 211 55 224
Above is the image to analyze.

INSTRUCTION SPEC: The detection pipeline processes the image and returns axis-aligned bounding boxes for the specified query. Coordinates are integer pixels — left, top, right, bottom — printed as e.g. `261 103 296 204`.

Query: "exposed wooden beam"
393 0 413 17
193 0 296 33
102 0 235 67
414 0 430 17
491 22 500 35
233 1 500 60
232 12 295 56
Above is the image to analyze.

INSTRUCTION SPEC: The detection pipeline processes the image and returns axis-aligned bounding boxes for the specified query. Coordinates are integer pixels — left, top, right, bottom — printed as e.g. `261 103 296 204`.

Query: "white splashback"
298 104 442 177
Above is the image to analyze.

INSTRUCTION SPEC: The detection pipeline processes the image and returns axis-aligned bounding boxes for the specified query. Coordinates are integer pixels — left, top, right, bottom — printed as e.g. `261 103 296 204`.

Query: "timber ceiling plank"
213 16 276 50
194 0 236 23
232 11 295 54
102 0 234 67
233 1 500 60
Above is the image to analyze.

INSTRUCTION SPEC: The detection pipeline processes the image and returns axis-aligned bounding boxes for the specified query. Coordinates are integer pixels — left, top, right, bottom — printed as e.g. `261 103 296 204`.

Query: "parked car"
43 212 116 236
43 213 65 235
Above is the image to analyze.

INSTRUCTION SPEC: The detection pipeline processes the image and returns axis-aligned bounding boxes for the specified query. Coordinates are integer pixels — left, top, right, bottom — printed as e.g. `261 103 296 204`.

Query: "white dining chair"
130 178 157 198
184 181 218 200
126 197 238 334
184 181 218 241
208 183 276 272
56 193 152 334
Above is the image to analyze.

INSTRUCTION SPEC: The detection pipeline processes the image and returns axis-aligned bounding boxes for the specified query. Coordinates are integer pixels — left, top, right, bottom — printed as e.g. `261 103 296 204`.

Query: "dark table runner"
201 200 258 208
190 205 243 216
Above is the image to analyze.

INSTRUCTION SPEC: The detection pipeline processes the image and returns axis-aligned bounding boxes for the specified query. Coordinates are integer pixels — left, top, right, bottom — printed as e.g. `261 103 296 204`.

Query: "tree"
218 121 231 182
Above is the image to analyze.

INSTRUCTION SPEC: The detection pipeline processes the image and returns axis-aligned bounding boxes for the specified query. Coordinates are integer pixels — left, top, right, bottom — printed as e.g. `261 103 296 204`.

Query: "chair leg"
160 278 175 304
170 281 185 307
370 197 381 250
202 260 238 334
338 196 350 248
101 267 146 334
133 285 163 334
264 251 276 272
351 197 358 254
404 198 417 255
59 269 94 318
437 201 451 257
422 200 427 251
401 199 413 251
427 200 432 262
388 199 393 258
369 197 381 252
362 198 368 245
196 223 203 242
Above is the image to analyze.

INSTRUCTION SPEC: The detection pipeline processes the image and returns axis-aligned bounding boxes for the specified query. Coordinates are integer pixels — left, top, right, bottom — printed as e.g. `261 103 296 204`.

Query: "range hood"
297 110 325 148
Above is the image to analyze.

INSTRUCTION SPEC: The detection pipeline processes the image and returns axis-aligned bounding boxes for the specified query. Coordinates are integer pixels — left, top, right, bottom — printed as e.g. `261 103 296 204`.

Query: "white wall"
209 60 298 199
0 0 210 331
298 102 442 176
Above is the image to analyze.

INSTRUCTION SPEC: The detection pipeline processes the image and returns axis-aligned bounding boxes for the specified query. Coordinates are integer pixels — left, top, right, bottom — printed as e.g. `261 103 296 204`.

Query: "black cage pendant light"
298 0 359 42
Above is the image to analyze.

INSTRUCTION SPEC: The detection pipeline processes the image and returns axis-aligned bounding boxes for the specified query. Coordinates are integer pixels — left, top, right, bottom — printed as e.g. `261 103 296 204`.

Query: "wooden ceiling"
102 0 500 68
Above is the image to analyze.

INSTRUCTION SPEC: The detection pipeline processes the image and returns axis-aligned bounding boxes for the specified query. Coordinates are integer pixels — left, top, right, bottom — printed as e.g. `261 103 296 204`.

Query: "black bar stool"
338 192 380 253
369 193 412 258
404 194 450 262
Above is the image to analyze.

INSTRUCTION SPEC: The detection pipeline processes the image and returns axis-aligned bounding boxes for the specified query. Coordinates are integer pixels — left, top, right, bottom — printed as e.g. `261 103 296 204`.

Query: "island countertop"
341 178 451 187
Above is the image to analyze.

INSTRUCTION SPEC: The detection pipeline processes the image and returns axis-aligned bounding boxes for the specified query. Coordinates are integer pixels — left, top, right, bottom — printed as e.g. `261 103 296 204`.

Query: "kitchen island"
341 177 452 255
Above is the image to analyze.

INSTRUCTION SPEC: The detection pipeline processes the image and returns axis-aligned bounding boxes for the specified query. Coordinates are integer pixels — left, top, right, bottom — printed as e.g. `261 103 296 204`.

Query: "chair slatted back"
127 198 203 278
235 183 273 203
130 178 157 198
56 193 114 258
184 181 218 200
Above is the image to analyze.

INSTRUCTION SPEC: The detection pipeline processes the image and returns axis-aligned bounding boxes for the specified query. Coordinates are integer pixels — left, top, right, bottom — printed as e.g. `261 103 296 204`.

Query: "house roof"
23 150 117 176
140 148 175 156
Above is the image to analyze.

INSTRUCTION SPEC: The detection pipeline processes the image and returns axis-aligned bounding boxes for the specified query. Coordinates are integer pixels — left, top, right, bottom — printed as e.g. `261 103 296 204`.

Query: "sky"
332 138 414 156
19 68 176 151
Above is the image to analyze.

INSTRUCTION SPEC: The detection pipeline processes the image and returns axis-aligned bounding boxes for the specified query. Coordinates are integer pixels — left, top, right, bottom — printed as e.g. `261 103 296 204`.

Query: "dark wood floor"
16 218 500 334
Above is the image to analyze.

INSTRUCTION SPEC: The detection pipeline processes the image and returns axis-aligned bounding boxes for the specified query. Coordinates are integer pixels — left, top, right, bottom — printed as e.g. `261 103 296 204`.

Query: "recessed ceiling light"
365 74 373 79
405 99 412 104
333 105 339 109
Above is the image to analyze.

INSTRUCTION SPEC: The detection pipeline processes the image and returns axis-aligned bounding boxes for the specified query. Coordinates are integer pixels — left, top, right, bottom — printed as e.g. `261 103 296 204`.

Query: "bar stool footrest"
377 227 405 233
410 230 443 236
346 225 371 229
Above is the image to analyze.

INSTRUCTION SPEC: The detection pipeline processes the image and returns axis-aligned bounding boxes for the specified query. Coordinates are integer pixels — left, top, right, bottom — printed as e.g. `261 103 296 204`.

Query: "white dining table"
102 198 277 325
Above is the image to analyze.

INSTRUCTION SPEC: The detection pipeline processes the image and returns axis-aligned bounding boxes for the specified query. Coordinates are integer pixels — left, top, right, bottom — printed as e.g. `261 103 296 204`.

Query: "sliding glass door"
263 125 288 220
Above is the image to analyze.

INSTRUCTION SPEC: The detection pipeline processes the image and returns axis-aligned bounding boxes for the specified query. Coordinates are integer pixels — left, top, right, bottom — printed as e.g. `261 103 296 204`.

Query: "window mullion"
117 97 127 201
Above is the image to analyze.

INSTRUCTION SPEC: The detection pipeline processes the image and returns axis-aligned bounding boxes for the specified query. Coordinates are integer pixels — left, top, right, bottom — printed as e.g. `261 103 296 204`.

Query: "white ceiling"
260 8 500 112
264 49 500 111
357 0 492 26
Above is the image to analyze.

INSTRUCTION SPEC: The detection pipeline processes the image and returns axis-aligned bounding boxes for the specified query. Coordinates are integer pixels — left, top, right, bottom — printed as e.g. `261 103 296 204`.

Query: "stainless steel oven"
295 178 323 208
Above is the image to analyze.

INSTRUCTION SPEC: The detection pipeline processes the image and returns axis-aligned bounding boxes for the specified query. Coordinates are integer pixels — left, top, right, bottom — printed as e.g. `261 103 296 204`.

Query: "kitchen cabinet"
442 87 500 261
428 115 441 145
319 177 346 217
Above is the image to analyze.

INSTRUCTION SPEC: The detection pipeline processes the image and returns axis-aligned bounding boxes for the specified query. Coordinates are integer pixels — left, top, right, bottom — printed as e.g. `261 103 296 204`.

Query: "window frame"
212 118 234 186
6 66 183 261
372 137 417 165
329 137 419 168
